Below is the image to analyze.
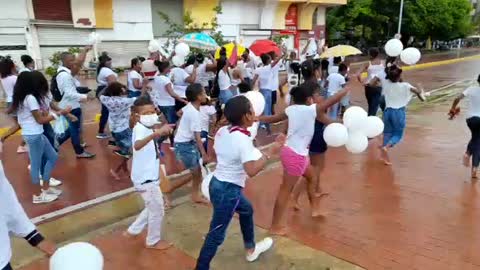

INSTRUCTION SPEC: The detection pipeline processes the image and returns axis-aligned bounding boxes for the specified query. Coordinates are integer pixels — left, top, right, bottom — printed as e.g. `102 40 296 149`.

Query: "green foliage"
327 0 473 45
157 5 226 54
271 35 290 46
45 47 81 77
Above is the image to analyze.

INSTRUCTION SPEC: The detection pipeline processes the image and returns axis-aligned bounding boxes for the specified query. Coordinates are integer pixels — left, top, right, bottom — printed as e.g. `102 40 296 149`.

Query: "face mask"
139 114 159 127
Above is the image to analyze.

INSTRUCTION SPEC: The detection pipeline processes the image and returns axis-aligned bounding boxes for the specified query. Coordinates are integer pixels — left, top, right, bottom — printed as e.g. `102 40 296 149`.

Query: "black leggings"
96 85 109 134
365 85 383 116
467 117 480 167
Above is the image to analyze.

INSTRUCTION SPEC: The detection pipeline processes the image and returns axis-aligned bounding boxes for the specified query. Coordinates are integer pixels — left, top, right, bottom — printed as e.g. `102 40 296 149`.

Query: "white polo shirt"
175 103 202 143
131 123 159 186
213 126 263 187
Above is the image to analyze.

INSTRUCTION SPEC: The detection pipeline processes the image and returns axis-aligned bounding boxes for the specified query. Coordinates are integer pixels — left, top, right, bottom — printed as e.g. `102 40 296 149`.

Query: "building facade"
0 0 346 69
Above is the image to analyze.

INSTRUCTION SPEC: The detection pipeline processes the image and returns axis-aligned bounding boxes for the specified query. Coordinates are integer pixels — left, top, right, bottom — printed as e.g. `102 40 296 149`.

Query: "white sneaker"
33 191 58 204
43 187 62 196
40 178 62 187
246 237 273 262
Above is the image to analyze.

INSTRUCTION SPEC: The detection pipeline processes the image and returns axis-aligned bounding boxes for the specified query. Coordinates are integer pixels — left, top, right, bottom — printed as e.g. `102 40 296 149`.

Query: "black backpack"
50 70 66 102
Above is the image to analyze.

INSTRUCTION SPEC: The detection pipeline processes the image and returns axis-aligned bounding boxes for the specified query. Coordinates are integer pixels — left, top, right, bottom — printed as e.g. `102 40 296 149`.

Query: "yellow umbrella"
215 43 246 59
320 45 362 58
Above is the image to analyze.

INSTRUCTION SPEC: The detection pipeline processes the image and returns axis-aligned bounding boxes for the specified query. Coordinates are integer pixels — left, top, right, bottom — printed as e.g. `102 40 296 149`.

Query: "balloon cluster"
50 242 104 270
384 38 421 66
323 106 384 154
172 42 190 67
87 32 102 45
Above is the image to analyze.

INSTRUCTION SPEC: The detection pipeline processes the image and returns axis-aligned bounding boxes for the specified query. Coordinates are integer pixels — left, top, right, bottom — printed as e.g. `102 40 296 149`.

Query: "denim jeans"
23 134 58 185
201 130 209 153
159 106 177 145
365 85 383 116
219 89 235 105
196 177 255 270
97 86 109 134
383 107 406 147
57 108 84 154
112 128 132 155
259 89 272 133
467 117 480 167
128 90 141 98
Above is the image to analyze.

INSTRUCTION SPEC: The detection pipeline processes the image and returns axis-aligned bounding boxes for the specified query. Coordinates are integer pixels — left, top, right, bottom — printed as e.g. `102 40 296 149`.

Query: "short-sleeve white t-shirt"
270 64 281 91
1 75 17 102
218 69 231 91
213 126 263 187
463 86 480 118
199 105 216 132
151 75 174 107
99 96 136 133
127 70 142 92
285 104 317 156
17 95 44 135
254 65 273 90
382 80 415 109
171 67 190 98
131 123 159 186
97 67 117 86
174 103 202 143
327 73 346 95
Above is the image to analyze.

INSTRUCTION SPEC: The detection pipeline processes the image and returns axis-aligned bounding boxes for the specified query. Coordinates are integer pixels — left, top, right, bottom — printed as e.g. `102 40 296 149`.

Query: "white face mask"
139 114 159 127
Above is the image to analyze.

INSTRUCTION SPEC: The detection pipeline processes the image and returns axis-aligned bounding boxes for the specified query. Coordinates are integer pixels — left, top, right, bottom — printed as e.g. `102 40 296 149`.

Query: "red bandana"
229 126 251 137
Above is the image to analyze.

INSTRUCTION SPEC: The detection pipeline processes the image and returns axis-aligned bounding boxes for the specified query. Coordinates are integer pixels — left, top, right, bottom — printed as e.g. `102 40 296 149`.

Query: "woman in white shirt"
127 57 143 98
172 56 197 112
450 74 480 178
10 71 71 204
356 48 386 116
19 54 35 73
216 58 239 105
96 54 118 139
372 65 425 165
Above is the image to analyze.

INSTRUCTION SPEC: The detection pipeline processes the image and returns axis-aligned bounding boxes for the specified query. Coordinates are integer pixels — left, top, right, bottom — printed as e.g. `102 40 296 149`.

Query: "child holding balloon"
259 83 350 235
371 65 425 165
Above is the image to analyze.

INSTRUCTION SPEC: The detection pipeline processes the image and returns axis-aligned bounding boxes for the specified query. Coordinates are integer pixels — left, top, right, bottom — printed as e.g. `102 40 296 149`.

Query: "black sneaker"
114 150 131 159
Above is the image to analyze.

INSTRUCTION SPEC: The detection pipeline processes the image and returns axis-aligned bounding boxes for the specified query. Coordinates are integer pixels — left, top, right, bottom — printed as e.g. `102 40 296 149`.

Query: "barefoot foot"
464 154 471 167
110 169 121 180
380 147 392 166
146 240 173 250
191 195 209 205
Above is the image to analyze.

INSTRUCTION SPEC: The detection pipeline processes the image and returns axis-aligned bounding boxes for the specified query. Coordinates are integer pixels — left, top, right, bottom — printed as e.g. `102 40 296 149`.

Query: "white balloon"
244 91 265 116
175 42 190 56
362 116 384 138
172 55 185 67
400 47 421 65
323 123 349 147
385 39 404 57
50 242 103 270
345 132 369 154
343 106 368 131
148 40 160 52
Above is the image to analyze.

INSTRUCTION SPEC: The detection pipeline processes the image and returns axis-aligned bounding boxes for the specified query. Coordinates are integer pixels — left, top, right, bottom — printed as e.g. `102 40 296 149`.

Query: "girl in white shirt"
10 71 71 204
127 57 144 98
196 95 281 269
449 74 480 178
172 56 197 112
356 48 385 116
259 83 350 235
372 65 425 165
216 58 239 105
96 54 118 139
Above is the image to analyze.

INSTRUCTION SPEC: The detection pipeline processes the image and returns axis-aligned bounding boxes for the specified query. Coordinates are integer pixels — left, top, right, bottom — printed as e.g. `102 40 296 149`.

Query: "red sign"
285 4 297 26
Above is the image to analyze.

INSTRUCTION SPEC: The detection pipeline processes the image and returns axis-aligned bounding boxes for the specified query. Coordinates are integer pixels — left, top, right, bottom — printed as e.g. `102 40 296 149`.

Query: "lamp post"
397 0 404 34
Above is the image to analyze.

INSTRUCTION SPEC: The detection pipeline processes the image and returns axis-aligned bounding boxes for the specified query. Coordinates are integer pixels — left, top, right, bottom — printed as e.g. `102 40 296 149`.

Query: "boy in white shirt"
174 83 210 204
325 63 348 119
124 96 173 250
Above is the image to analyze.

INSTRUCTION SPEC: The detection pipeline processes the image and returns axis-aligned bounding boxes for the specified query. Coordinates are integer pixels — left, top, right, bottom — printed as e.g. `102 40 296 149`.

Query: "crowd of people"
2 36 477 270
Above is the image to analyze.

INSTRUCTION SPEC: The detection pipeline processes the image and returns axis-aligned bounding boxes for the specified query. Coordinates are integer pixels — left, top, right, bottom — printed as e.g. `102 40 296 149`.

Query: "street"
6 52 480 269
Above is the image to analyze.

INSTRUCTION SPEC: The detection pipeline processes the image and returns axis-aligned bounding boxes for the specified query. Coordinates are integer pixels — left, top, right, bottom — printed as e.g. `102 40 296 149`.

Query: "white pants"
127 182 164 246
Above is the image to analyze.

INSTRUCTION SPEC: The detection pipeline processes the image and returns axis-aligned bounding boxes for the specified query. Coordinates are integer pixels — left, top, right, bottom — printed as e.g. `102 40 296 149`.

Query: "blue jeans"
201 130 209 153
383 107 406 147
23 134 58 185
174 141 200 170
112 128 132 155
219 89 235 105
259 89 272 133
467 117 480 167
159 106 177 145
365 85 383 116
196 177 255 270
128 90 141 98
57 108 84 154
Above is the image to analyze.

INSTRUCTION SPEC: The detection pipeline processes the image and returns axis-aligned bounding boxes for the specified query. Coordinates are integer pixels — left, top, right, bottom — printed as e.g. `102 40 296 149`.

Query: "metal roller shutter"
0 34 26 46
97 41 149 67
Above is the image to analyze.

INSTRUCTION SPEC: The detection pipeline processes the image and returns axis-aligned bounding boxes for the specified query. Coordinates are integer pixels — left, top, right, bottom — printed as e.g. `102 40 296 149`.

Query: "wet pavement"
5 51 480 269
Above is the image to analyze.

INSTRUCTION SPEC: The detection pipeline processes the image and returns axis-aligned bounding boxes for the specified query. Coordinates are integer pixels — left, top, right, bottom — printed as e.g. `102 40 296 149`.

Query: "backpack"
50 70 67 102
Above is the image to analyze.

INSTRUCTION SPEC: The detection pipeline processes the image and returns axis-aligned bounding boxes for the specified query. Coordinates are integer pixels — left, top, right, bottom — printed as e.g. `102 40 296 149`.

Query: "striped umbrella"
179 33 219 50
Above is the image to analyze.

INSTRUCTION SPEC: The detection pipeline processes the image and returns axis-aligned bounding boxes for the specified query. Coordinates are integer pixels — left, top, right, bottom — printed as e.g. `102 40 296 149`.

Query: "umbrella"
249 39 281 56
320 45 362 58
215 43 246 59
179 32 219 50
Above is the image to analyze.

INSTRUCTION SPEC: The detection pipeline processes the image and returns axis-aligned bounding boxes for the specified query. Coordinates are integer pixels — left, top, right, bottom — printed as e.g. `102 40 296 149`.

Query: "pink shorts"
280 146 309 177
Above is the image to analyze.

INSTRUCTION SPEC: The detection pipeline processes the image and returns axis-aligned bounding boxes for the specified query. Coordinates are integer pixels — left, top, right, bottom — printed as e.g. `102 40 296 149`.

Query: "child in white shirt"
199 101 216 152
124 95 173 250
325 63 348 119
